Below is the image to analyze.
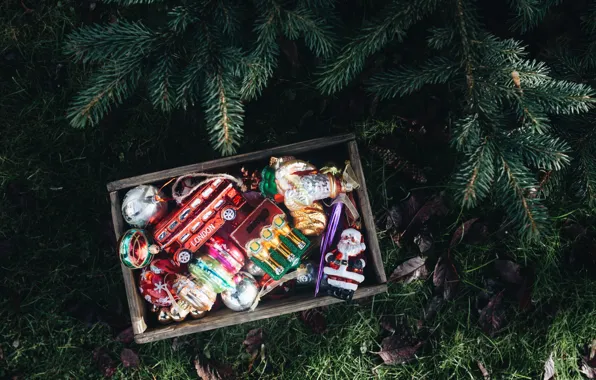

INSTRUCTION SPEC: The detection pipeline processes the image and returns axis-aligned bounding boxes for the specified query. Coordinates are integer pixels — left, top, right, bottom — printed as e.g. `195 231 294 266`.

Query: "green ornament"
259 166 278 198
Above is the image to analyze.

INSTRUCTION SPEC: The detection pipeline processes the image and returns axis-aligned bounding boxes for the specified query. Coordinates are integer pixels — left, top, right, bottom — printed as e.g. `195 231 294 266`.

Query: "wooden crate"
107 134 387 344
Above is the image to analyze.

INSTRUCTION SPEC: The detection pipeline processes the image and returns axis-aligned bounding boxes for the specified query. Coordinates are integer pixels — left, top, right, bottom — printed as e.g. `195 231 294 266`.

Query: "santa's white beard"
337 240 365 257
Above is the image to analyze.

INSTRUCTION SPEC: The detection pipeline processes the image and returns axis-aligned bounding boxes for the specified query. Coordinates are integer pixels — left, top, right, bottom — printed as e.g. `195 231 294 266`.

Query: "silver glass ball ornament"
243 260 266 277
221 272 259 312
121 185 168 228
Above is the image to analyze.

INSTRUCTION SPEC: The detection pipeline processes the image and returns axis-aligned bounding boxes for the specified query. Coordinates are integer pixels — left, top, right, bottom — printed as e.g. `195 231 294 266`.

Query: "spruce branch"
65 21 158 64
149 52 177 112
508 0 562 33
202 69 244 156
454 137 495 208
283 6 335 58
496 154 547 241
240 4 280 101
317 0 440 95
524 80 595 115
452 113 480 152
366 57 459 100
510 131 571 171
68 56 143 128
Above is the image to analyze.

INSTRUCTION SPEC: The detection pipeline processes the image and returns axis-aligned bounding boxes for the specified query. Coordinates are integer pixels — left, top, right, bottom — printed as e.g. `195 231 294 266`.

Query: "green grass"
2 2 596 379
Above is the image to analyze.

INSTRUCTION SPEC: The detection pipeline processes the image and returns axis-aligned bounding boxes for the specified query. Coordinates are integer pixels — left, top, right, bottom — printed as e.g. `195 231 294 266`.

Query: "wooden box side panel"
109 192 148 334
107 134 356 192
348 141 387 283
135 284 387 343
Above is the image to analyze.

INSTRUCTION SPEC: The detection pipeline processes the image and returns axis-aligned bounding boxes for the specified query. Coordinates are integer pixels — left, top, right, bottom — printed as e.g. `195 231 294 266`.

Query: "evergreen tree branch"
64 21 158 64
454 136 495 208
452 113 480 152
240 4 280 101
68 56 143 128
283 6 335 58
366 57 459 100
317 0 440 95
149 52 176 112
202 69 244 155
508 130 571 170
496 154 548 241
508 0 562 33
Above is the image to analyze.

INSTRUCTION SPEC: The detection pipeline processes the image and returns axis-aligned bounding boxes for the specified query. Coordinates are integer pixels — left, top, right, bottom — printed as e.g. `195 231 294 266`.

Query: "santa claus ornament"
322 228 366 301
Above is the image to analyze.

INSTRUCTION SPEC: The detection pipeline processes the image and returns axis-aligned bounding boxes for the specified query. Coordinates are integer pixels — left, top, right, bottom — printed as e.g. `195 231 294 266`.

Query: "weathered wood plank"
348 140 387 283
134 284 387 344
107 134 356 192
110 191 147 335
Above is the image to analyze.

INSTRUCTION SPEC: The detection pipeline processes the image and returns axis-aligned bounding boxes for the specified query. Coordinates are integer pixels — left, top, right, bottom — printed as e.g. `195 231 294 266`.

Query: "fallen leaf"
517 266 535 311
433 255 447 288
115 326 134 344
120 348 139 368
378 338 423 365
414 230 433 254
243 328 264 358
543 352 555 380
433 254 460 300
194 356 225 380
477 361 490 379
389 256 428 283
380 316 396 333
385 205 403 231
401 194 448 238
478 291 505 337
449 218 479 250
93 348 116 378
423 295 445 321
299 308 327 334
494 260 523 285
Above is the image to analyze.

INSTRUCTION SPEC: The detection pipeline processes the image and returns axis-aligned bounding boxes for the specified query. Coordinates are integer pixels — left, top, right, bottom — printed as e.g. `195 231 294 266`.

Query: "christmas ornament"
243 260 266 277
316 201 343 296
295 261 318 286
138 268 177 307
188 254 235 293
230 199 310 280
118 229 160 269
259 157 359 236
152 178 246 264
322 228 367 301
221 272 259 311
121 185 168 228
171 274 217 312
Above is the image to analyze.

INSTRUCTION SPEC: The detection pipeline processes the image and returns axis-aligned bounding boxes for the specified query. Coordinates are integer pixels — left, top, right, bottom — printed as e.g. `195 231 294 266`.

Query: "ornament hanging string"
155 177 177 203
315 201 344 297
249 271 301 311
172 172 247 205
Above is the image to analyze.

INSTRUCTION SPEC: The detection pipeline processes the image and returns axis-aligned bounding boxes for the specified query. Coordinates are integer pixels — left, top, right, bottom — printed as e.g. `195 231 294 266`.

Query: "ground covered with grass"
2 1 596 379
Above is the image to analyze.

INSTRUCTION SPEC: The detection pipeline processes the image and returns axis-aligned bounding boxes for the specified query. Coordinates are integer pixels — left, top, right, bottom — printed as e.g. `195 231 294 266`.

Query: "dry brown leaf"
449 218 479 250
494 260 523 285
115 326 134 344
378 338 423 365
299 308 327 334
194 356 222 380
478 291 505 337
120 348 139 368
389 257 427 283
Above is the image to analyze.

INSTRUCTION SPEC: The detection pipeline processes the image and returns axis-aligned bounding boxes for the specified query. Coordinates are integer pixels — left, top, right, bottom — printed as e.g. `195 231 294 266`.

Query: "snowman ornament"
323 228 366 301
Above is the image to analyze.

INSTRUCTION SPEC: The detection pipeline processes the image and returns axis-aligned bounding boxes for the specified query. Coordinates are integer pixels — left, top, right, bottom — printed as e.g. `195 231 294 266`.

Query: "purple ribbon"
315 202 343 296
